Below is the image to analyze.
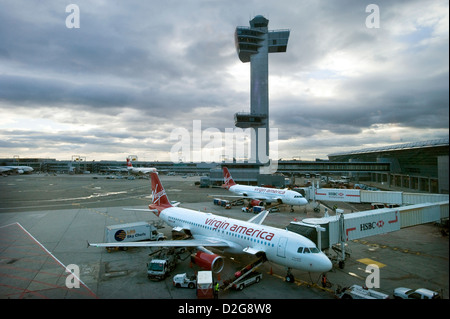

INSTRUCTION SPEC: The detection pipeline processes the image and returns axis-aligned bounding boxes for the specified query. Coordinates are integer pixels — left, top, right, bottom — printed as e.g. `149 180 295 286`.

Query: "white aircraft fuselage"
223 167 308 207
228 184 308 206
159 206 331 273
0 166 34 174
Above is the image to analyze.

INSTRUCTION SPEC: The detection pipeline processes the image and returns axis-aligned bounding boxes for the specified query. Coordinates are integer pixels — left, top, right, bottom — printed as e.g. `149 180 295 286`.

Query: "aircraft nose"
311 253 333 272
300 198 308 205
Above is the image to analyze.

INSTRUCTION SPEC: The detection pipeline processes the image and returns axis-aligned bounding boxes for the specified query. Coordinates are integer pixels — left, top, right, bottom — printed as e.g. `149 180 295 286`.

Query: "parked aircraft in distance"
126 158 156 175
0 165 34 174
88 170 332 282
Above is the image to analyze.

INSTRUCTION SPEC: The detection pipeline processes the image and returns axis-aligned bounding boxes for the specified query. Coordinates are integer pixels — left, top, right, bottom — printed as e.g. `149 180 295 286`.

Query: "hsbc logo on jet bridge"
345 211 400 241
360 220 385 231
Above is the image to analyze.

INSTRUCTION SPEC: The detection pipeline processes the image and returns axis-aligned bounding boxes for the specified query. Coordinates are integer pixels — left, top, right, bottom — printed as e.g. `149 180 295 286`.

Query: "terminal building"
327 138 449 194
1 138 448 194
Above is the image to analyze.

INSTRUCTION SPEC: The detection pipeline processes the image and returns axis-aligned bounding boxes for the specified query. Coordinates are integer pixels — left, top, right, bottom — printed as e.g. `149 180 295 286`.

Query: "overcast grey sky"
0 0 448 162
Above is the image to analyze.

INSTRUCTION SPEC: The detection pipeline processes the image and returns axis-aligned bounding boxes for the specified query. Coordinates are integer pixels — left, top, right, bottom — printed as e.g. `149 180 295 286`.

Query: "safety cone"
270 267 273 275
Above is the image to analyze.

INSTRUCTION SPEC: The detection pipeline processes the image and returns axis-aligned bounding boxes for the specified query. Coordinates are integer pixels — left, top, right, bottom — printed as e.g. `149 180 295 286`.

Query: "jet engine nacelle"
250 199 264 207
191 251 224 273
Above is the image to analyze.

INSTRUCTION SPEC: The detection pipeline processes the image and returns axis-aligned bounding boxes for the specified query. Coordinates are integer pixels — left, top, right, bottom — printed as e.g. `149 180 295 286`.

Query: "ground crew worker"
321 273 327 288
214 282 220 299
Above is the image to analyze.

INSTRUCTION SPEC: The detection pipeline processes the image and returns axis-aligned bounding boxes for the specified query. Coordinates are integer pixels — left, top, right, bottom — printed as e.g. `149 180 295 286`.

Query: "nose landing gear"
285 268 295 283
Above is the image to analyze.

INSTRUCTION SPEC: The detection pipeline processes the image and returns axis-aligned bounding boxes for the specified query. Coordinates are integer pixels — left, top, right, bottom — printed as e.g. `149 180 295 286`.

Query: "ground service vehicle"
197 271 215 299
105 221 165 252
393 287 441 299
147 249 178 281
173 273 197 289
232 271 262 291
336 285 390 299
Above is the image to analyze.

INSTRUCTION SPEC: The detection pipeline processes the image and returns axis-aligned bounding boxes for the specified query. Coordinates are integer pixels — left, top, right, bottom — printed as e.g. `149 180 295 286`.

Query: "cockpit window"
298 247 320 254
294 195 303 198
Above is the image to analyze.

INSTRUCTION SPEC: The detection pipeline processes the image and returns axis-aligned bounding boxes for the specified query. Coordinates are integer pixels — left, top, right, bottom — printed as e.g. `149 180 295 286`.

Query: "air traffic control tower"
234 15 290 163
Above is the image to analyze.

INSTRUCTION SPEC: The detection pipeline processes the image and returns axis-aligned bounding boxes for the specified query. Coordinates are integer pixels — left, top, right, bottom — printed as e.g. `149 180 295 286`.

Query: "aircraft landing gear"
290 205 294 212
285 268 295 283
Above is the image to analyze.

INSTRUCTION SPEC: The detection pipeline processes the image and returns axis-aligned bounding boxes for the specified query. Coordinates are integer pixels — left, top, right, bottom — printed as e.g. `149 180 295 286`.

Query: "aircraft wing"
243 247 263 255
247 210 269 225
88 238 230 249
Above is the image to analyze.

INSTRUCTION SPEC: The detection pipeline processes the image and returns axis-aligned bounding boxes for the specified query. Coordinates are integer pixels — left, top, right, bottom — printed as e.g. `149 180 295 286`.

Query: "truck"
173 273 197 289
232 271 262 291
197 271 215 299
200 176 210 188
147 248 179 281
105 221 165 252
336 285 390 299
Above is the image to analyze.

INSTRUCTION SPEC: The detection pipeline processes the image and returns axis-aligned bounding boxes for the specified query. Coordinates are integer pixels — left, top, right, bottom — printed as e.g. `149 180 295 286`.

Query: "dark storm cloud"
0 74 133 109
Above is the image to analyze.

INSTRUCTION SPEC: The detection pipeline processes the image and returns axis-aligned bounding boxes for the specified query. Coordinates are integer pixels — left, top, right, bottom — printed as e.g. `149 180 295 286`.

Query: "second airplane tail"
222 167 237 189
126 158 133 168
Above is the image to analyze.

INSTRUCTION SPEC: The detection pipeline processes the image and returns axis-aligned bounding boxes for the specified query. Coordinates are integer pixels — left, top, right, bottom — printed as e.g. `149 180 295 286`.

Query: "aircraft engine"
191 251 224 273
250 199 264 207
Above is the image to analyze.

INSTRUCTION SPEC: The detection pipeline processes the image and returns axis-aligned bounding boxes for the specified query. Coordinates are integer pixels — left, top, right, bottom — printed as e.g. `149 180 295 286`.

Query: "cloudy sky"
0 0 448 162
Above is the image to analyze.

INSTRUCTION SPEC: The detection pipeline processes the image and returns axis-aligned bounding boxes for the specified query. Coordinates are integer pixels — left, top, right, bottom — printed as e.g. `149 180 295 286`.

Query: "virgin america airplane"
126 158 156 175
221 167 308 208
88 171 332 282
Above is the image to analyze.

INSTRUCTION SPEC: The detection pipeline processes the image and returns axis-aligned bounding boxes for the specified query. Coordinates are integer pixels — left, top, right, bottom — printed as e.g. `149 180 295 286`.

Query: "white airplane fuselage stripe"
159 206 331 272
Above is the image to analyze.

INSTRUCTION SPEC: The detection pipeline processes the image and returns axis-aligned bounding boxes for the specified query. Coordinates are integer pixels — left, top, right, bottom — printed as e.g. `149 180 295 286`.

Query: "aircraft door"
277 237 288 258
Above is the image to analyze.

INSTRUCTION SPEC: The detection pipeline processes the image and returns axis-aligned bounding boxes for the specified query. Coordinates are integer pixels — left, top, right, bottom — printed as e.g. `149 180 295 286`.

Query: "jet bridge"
301 185 449 206
287 201 449 268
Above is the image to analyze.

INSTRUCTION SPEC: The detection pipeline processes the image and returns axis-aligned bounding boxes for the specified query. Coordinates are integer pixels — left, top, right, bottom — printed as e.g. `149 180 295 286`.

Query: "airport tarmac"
0 174 448 299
